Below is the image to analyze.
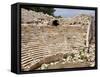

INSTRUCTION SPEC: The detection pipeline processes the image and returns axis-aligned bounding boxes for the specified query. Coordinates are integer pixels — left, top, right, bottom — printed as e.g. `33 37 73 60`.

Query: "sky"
54 8 95 18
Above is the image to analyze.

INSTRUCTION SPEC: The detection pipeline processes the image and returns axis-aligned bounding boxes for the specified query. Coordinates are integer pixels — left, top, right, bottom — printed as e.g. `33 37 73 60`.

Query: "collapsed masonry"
21 8 95 71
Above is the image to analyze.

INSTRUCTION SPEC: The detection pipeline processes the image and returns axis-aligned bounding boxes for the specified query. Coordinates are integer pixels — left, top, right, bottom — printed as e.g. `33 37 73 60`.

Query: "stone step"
46 62 90 69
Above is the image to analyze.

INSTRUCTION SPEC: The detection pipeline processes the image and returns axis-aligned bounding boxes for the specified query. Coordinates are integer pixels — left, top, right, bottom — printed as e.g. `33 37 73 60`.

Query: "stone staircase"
21 25 87 71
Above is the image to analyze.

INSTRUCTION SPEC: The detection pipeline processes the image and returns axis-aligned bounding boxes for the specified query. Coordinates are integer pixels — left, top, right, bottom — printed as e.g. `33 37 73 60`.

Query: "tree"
23 6 55 16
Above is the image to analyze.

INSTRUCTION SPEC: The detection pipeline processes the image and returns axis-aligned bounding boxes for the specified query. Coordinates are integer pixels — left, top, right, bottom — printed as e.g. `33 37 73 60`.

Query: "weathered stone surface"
21 8 95 71
44 62 90 69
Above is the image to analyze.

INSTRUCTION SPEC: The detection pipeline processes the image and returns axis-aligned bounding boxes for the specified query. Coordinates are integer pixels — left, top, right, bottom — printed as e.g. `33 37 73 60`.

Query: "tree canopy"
23 6 55 16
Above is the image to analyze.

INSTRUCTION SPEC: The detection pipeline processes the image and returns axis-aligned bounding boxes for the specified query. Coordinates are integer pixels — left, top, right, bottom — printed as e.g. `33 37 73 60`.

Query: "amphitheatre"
21 8 95 71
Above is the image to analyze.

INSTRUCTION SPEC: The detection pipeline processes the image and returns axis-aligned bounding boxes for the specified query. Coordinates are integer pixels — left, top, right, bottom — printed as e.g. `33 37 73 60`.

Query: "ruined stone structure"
21 8 95 71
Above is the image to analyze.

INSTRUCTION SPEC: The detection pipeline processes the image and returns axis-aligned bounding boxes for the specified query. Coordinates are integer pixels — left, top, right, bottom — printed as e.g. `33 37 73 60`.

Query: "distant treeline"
23 6 55 16
23 6 62 18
